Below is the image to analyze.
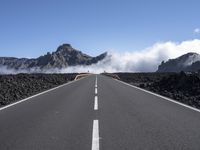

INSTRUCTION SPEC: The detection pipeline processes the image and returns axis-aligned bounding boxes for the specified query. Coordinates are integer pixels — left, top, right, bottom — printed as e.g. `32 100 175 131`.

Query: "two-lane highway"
0 75 200 150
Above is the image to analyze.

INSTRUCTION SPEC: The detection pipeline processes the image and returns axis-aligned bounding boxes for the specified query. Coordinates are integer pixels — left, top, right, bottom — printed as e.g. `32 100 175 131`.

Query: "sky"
0 0 200 58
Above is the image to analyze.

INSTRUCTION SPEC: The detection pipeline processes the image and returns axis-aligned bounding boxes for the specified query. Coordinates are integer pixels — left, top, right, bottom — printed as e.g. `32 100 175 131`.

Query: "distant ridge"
157 52 200 72
0 44 107 71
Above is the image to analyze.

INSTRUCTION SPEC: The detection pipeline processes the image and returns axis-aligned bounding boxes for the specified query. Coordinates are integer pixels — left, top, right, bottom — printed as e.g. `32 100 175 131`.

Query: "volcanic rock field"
111 72 200 109
0 73 77 107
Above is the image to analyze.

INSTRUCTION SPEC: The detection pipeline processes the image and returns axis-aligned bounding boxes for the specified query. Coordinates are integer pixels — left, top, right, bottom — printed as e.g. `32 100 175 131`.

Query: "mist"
1 39 200 74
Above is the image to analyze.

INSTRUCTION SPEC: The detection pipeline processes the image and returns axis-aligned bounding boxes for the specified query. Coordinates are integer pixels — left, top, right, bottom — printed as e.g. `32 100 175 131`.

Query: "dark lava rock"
115 72 175 86
147 72 200 108
0 73 77 107
105 72 200 109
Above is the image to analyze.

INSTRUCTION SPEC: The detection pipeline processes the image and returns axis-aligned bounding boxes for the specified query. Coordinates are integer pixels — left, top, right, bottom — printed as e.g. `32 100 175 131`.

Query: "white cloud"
194 28 200 34
1 39 200 74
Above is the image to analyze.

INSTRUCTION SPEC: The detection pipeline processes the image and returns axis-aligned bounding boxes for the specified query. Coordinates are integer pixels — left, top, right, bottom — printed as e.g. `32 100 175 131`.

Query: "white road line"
95 82 97 88
95 88 98 94
115 79 200 113
0 79 81 111
95 76 98 88
92 120 99 150
94 96 98 110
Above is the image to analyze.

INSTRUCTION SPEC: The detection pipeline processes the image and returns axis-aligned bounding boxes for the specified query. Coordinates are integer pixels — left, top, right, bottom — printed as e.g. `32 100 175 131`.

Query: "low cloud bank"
1 39 200 74
61 39 200 73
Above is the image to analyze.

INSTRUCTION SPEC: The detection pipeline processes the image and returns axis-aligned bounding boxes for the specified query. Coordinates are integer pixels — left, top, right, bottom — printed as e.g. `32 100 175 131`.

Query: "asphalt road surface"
0 75 200 150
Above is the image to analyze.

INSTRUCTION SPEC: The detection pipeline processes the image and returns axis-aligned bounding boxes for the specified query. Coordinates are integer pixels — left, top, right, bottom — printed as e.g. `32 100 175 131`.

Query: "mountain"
157 52 200 72
0 44 107 71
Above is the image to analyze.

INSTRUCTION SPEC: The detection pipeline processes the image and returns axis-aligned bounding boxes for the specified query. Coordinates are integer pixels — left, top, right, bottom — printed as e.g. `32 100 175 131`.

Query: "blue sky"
0 0 200 58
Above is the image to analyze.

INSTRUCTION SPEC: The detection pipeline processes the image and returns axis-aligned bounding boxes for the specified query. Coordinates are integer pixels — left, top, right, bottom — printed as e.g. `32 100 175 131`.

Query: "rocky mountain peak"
168 52 200 67
56 44 74 53
179 52 200 66
0 44 107 72
157 52 200 72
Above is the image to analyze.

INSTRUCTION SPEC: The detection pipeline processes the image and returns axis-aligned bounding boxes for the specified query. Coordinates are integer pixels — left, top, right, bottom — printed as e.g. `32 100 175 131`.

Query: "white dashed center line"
95 76 98 88
91 120 100 150
95 88 98 94
94 96 98 110
92 76 100 150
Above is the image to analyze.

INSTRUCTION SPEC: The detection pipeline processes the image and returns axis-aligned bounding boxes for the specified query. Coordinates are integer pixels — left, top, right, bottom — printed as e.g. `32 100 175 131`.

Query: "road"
0 74 200 150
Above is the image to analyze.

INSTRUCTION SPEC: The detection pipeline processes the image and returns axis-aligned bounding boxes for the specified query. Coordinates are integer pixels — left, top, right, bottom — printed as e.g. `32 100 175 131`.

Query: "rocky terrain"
0 44 107 73
157 52 200 72
106 72 200 109
115 72 175 87
146 72 200 108
0 73 77 107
